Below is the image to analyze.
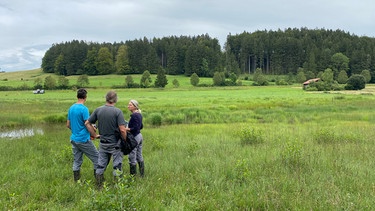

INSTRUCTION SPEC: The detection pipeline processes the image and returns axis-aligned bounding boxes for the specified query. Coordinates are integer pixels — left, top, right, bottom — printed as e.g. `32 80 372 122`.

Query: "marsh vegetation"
1 74 375 210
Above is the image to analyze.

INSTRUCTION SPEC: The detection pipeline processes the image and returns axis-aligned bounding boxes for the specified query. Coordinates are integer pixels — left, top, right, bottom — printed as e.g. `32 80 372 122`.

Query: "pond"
0 128 44 139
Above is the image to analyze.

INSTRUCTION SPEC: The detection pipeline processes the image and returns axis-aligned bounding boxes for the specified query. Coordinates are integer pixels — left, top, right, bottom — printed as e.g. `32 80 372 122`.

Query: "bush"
44 114 66 123
238 127 264 145
276 79 288 85
213 72 225 86
345 74 366 90
172 79 180 88
190 73 199 86
314 128 336 144
281 138 303 166
149 113 162 126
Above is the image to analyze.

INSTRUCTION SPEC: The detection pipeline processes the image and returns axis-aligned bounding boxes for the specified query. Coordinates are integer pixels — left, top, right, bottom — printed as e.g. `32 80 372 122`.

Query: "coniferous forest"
41 27 375 82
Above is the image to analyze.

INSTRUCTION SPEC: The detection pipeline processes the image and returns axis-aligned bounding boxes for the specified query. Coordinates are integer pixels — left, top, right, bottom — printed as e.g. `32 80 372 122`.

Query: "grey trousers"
71 140 99 171
128 133 144 165
96 142 124 176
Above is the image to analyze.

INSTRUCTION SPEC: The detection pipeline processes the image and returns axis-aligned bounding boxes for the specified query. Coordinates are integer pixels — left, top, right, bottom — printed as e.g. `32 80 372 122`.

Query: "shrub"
314 128 336 144
149 113 162 126
213 72 225 86
238 127 264 145
190 73 199 86
276 79 288 85
172 79 180 88
345 74 366 90
280 138 303 166
234 159 250 183
44 114 66 123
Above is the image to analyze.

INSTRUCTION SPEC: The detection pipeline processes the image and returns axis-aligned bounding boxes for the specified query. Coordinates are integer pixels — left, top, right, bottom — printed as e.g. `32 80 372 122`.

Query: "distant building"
303 78 320 89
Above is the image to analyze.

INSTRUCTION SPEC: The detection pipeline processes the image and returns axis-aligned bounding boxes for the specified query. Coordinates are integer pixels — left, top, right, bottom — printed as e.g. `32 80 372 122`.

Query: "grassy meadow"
1 69 375 210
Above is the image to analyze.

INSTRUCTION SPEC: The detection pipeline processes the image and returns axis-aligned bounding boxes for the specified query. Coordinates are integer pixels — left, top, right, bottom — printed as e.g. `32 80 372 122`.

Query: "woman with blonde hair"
126 99 144 177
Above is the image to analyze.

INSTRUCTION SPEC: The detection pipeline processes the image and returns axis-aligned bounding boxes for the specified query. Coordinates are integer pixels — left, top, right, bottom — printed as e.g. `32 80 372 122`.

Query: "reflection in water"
0 128 44 139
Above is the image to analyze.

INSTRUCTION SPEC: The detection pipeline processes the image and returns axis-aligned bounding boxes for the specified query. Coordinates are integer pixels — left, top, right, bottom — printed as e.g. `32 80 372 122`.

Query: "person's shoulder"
114 106 124 112
132 112 142 117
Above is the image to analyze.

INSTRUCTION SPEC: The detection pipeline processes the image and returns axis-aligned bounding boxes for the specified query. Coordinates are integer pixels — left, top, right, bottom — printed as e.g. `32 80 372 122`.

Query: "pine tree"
155 68 168 88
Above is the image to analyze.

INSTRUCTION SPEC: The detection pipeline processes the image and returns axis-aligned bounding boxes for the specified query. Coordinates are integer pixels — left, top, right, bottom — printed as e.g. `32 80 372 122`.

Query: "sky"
1 0 375 72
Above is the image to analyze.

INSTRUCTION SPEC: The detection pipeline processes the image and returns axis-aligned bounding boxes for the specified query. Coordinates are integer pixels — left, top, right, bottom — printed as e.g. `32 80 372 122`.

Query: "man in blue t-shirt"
67 88 99 182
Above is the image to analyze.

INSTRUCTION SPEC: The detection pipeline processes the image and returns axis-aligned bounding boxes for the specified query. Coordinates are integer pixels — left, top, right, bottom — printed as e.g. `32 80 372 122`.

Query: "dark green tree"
345 74 366 90
361 69 371 83
305 71 315 80
54 54 65 75
96 47 113 75
296 68 306 83
115 45 131 74
330 53 349 78
321 68 334 83
337 70 348 84
83 47 98 75
155 68 168 88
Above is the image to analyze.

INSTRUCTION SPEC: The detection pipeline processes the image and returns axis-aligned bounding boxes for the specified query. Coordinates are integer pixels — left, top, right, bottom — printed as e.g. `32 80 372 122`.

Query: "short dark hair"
77 88 87 99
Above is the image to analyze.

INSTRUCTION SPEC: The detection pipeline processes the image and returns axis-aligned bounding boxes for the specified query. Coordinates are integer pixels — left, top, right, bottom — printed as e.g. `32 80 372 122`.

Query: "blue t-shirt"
68 103 90 142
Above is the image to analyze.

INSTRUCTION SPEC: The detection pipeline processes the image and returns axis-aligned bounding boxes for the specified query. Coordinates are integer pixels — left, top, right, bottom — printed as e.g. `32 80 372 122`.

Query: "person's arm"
119 125 127 141
66 120 71 129
85 120 100 139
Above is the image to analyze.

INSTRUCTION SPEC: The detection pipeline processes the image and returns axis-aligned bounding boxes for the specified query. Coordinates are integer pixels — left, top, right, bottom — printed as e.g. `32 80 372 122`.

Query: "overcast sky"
1 0 375 72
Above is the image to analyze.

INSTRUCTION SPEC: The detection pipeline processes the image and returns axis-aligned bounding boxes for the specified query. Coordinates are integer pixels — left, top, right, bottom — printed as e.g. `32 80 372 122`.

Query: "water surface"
0 128 44 139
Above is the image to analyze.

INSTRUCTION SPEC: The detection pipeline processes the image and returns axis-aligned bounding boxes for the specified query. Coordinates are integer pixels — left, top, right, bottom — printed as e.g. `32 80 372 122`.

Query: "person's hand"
91 134 100 140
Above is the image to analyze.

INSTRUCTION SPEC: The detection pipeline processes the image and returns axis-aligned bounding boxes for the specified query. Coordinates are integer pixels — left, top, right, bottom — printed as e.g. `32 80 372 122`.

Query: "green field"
1 70 375 210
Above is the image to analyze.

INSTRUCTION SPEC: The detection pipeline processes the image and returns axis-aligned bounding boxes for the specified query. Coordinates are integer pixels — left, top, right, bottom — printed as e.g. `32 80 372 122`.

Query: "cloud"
1 0 375 72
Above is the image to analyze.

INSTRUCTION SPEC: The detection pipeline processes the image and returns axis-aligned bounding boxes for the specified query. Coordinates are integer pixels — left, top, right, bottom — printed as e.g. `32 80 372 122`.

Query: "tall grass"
2 122 375 209
1 74 375 209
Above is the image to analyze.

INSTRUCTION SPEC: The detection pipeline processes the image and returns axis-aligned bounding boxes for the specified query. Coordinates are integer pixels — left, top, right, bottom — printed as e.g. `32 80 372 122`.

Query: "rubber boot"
73 170 81 182
138 161 145 177
130 164 137 176
95 174 104 189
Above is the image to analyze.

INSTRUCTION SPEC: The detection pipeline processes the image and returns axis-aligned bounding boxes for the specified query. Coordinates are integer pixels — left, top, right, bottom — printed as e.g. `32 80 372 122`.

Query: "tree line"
41 28 375 82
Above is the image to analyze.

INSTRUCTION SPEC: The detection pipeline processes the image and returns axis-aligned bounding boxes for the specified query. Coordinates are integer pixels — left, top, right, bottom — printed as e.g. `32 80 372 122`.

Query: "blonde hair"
130 99 141 113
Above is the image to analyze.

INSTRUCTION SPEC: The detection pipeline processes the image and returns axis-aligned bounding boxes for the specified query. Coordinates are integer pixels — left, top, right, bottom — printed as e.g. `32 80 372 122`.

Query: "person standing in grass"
67 88 99 182
126 99 145 177
86 90 127 188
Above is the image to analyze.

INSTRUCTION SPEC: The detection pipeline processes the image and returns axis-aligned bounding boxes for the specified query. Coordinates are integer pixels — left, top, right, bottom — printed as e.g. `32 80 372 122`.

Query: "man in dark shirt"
86 90 127 188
